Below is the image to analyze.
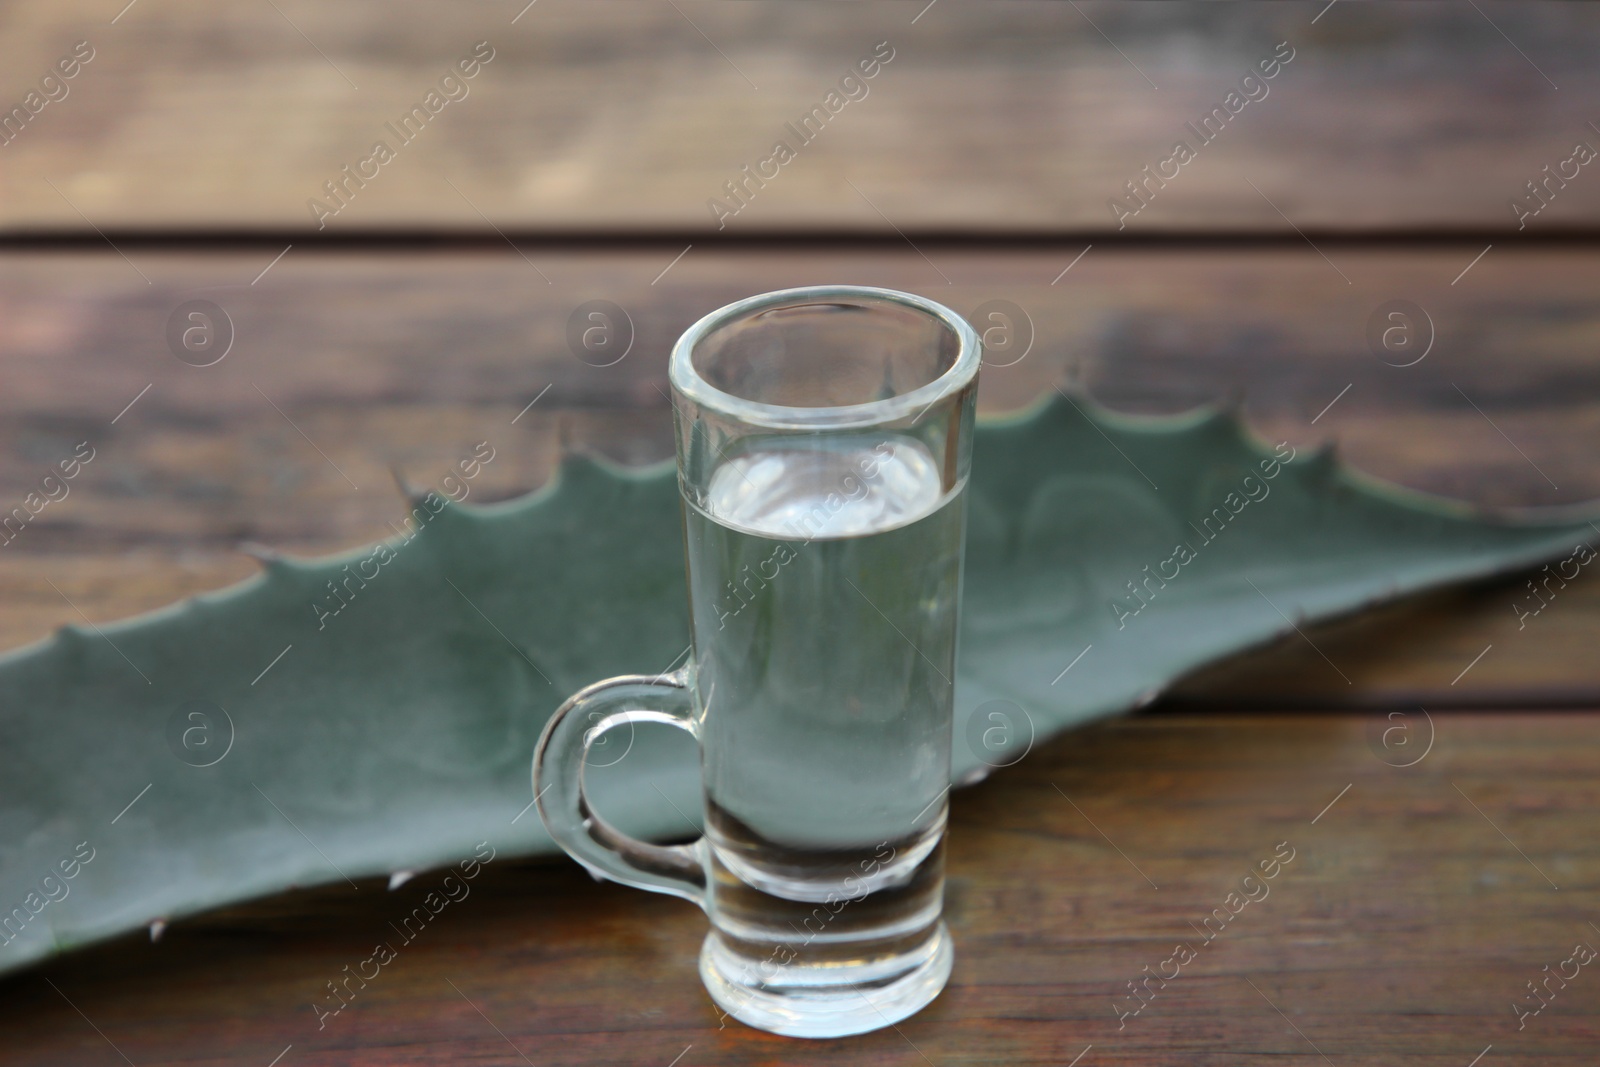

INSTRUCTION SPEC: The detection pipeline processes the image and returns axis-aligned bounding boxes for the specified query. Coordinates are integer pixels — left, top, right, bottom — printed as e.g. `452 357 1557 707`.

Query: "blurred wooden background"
2 2 1597 1064
3 2 1600 231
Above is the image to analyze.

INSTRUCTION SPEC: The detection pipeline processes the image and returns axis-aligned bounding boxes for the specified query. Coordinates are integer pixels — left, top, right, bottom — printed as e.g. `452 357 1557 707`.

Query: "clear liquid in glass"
682 431 963 1036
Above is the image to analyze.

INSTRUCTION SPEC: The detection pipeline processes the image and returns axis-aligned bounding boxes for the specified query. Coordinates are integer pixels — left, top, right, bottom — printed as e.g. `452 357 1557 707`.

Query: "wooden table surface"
2 3 1598 1064
7 713 1598 1066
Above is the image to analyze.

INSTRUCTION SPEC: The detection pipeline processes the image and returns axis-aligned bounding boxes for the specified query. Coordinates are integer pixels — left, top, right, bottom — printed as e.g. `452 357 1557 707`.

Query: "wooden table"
3 4 1597 1064
8 712 1597 1067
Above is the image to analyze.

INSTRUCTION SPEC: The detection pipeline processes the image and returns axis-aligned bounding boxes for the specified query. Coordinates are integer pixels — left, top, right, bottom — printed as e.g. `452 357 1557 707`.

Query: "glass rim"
668 285 981 431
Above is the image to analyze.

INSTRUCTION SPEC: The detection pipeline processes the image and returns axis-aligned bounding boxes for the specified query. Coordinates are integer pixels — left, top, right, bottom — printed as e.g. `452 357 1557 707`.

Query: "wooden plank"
4 711 1595 1064
1 245 1597 705
2 2 1599 232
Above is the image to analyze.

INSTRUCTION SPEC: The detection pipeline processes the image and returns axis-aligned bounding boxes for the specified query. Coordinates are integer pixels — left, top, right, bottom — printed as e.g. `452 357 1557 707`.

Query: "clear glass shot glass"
534 285 980 1038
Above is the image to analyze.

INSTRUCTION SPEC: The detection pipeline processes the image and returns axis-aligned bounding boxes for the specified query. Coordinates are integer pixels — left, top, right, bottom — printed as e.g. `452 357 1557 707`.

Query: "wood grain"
2 246 1596 704
1 2 1598 232
3 711 1594 1065
3 8 1596 1060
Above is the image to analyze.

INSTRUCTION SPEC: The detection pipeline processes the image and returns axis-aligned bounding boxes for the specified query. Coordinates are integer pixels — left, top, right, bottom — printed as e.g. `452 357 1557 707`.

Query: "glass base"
699 920 954 1039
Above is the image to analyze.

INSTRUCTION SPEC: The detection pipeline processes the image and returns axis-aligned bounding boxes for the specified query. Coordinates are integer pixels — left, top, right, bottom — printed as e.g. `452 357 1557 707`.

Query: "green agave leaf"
0 395 1592 976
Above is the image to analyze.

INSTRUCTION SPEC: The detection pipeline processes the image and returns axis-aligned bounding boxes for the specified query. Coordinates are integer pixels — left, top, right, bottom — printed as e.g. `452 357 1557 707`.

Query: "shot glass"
535 285 980 1038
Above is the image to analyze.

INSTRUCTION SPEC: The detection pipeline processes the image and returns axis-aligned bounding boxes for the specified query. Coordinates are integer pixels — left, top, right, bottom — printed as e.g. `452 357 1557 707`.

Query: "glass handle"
533 668 707 907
